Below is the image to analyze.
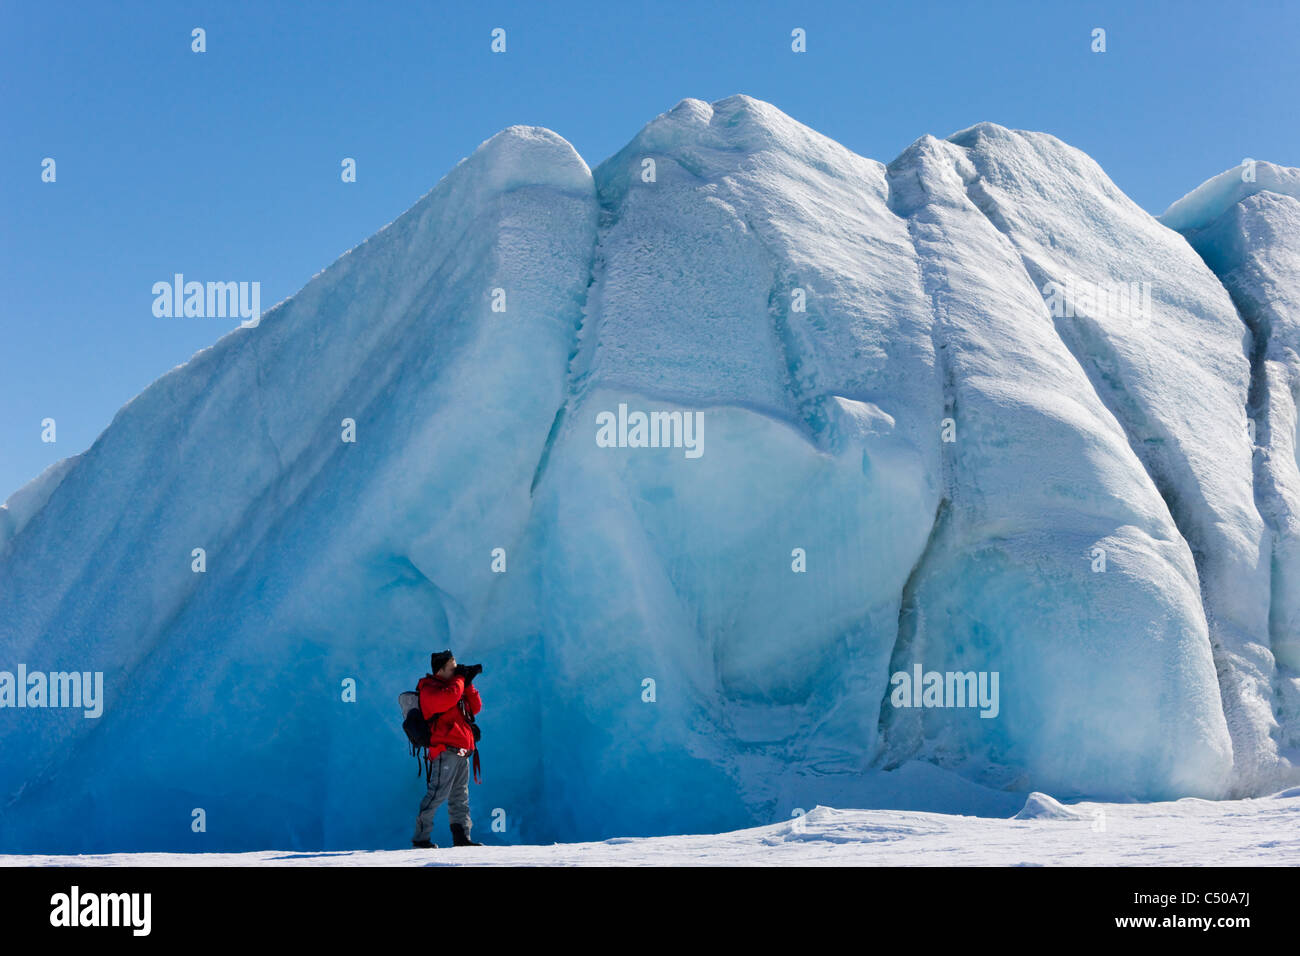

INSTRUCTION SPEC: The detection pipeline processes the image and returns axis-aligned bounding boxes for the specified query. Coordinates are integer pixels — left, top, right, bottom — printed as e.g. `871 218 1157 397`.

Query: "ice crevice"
872 154 962 773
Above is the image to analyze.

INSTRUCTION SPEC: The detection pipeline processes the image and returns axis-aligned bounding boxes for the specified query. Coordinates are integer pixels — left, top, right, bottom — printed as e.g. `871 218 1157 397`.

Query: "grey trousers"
413 749 471 842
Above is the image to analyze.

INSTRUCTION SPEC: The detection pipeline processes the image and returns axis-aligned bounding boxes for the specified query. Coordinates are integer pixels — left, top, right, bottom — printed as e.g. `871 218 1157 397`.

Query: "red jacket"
418 673 481 759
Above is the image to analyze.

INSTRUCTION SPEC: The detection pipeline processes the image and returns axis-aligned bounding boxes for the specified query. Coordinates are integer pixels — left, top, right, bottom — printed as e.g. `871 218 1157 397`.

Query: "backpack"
399 686 483 783
399 691 431 750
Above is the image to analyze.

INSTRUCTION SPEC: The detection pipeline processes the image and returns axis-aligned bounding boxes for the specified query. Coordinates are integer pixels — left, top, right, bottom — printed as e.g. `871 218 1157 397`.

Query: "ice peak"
1160 160 1300 233
629 93 804 149
593 93 869 197
947 120 1016 145
662 93 784 124
946 122 1086 168
665 97 714 122
709 92 785 121
455 123 592 197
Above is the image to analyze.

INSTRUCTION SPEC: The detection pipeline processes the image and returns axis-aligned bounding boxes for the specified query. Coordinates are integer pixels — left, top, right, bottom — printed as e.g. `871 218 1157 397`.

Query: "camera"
454 663 483 682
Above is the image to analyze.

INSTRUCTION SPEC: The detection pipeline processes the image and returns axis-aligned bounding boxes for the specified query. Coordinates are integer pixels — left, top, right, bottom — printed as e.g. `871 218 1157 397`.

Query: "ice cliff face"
1 96 1296 851
1159 161 1300 780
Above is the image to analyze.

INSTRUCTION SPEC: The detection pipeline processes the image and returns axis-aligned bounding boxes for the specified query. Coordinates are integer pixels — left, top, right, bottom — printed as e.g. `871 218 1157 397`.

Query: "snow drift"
1 96 1297 852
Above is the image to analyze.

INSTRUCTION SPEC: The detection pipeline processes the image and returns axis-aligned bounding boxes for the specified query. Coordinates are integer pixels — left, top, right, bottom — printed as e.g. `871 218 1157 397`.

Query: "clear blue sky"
2 0 1297 498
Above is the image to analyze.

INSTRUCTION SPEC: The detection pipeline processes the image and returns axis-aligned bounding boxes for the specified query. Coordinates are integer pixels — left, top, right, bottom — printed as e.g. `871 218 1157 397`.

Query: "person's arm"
420 676 464 719
463 681 482 716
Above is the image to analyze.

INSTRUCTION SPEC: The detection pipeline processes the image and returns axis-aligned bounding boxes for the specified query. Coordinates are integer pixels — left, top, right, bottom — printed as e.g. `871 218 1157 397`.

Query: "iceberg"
1 96 1296 852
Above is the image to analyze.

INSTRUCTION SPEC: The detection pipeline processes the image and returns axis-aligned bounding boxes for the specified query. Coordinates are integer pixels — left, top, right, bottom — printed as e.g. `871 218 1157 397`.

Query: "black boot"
411 839 438 849
450 823 481 847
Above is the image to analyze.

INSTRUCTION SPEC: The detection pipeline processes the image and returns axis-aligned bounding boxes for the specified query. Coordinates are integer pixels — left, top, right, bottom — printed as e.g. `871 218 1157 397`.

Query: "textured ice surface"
1161 164 1300 776
1 97 1297 851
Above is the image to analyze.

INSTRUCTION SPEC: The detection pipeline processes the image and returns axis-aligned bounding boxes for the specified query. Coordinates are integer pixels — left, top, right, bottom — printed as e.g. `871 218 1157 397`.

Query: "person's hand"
456 663 483 684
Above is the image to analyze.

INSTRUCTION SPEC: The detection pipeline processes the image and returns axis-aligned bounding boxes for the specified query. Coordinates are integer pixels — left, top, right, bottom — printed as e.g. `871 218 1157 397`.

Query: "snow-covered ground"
4 790 1297 867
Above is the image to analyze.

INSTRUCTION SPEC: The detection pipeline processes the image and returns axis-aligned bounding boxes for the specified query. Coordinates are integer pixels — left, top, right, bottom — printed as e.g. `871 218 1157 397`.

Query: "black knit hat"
430 649 455 674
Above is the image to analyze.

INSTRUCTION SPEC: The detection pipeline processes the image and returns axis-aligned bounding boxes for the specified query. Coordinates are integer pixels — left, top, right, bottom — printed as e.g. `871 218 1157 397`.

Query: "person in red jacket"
411 649 483 848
